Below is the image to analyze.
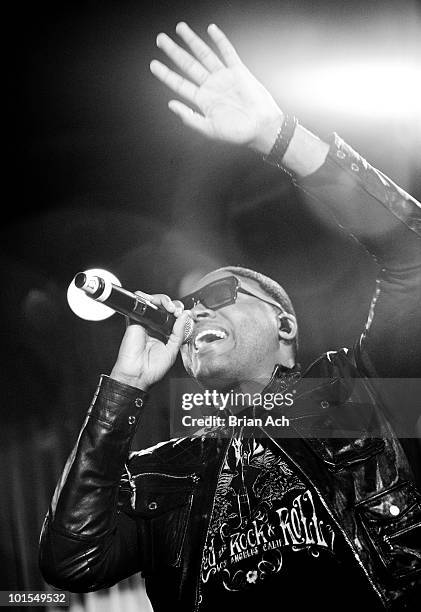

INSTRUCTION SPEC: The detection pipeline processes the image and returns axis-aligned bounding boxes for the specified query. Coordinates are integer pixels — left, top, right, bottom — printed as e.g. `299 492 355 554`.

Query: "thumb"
118 321 148 356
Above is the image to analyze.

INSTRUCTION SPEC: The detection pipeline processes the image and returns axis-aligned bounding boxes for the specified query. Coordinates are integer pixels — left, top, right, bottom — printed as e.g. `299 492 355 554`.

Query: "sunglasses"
180 276 285 313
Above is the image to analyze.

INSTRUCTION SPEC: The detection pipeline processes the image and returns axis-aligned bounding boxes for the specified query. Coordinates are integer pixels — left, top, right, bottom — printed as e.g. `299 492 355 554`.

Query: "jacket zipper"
128 471 199 509
132 471 199 480
193 432 233 612
385 521 421 543
174 493 195 567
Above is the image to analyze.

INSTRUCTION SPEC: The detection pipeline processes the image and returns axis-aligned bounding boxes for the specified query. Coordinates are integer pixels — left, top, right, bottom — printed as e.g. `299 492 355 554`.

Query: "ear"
278 313 297 342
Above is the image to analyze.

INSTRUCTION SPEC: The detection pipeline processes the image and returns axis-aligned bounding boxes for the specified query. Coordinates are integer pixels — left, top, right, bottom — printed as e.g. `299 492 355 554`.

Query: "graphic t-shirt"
198 430 382 612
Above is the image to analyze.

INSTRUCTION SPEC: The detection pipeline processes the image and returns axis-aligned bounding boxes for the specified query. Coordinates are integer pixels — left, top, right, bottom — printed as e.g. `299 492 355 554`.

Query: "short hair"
210 265 298 354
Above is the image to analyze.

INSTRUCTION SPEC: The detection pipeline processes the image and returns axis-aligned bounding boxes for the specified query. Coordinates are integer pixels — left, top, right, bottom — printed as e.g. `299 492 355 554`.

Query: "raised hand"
150 22 284 155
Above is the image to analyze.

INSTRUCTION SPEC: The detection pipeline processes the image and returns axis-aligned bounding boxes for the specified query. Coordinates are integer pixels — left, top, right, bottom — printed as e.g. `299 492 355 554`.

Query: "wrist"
109 369 151 392
282 124 329 177
262 118 330 178
263 114 298 173
250 109 284 156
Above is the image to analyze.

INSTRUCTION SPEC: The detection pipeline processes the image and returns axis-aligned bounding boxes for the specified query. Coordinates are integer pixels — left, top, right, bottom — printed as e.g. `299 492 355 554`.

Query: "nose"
191 302 217 321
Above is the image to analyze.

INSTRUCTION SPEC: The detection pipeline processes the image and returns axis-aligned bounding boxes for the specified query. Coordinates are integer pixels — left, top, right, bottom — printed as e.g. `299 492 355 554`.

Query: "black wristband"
264 114 298 173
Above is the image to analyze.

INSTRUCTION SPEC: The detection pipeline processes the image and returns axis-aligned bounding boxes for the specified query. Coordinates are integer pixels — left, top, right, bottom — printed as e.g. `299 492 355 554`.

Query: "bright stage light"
232 12 421 124
286 60 421 120
67 268 121 321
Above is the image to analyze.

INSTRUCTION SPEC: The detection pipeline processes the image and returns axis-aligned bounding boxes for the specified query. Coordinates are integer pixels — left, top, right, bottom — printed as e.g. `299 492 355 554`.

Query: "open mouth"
193 329 228 352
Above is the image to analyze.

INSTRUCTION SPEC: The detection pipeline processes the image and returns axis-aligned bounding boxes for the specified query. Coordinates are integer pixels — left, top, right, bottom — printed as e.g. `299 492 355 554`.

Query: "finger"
145 293 178 313
156 32 209 86
166 310 191 355
119 321 147 353
150 59 198 106
207 24 242 67
136 292 185 318
168 100 212 138
175 22 224 73
172 299 185 316
134 290 178 322
134 289 153 300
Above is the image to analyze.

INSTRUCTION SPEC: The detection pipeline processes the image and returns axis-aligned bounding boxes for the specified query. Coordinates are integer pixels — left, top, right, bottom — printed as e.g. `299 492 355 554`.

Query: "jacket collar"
262 362 302 395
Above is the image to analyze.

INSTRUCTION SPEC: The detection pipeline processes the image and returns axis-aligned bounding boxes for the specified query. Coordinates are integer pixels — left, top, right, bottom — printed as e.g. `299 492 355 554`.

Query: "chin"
196 361 243 391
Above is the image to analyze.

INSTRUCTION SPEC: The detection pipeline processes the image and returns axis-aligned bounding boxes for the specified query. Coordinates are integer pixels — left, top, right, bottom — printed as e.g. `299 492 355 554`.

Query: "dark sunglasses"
180 276 285 313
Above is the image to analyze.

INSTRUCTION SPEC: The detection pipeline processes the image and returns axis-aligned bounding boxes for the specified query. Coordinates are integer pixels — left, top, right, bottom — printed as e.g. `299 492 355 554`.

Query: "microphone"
72 271 194 344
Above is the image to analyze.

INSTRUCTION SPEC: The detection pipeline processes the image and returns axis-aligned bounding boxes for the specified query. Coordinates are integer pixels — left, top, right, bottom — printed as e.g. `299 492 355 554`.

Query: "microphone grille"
183 315 195 344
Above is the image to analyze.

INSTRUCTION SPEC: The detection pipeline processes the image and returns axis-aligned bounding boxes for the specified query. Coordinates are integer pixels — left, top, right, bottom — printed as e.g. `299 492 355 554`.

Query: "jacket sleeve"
293 133 421 379
39 375 148 592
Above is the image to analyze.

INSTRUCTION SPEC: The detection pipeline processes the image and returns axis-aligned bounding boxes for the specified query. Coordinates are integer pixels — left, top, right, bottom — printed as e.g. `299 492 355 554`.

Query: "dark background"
1 0 420 604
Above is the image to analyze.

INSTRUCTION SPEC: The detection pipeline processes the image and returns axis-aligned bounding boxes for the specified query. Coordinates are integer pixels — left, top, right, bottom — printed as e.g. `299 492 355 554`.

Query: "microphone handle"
74 273 178 341
107 285 176 339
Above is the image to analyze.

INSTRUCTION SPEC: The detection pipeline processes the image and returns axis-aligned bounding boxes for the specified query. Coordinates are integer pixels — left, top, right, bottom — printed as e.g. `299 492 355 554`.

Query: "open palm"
150 23 283 152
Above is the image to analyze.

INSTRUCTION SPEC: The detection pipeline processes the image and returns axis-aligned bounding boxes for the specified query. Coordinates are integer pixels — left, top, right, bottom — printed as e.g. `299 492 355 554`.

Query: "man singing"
39 23 421 611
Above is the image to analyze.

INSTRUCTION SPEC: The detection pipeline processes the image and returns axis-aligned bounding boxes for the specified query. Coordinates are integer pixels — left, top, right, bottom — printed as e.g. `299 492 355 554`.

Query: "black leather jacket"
39 135 421 610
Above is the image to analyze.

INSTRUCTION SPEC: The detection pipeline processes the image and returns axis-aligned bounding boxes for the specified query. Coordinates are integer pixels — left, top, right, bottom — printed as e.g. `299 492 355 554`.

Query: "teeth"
194 329 227 350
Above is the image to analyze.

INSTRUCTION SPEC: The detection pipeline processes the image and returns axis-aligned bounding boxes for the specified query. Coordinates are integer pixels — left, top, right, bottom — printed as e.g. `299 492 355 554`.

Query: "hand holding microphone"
68 270 193 391
110 291 191 391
